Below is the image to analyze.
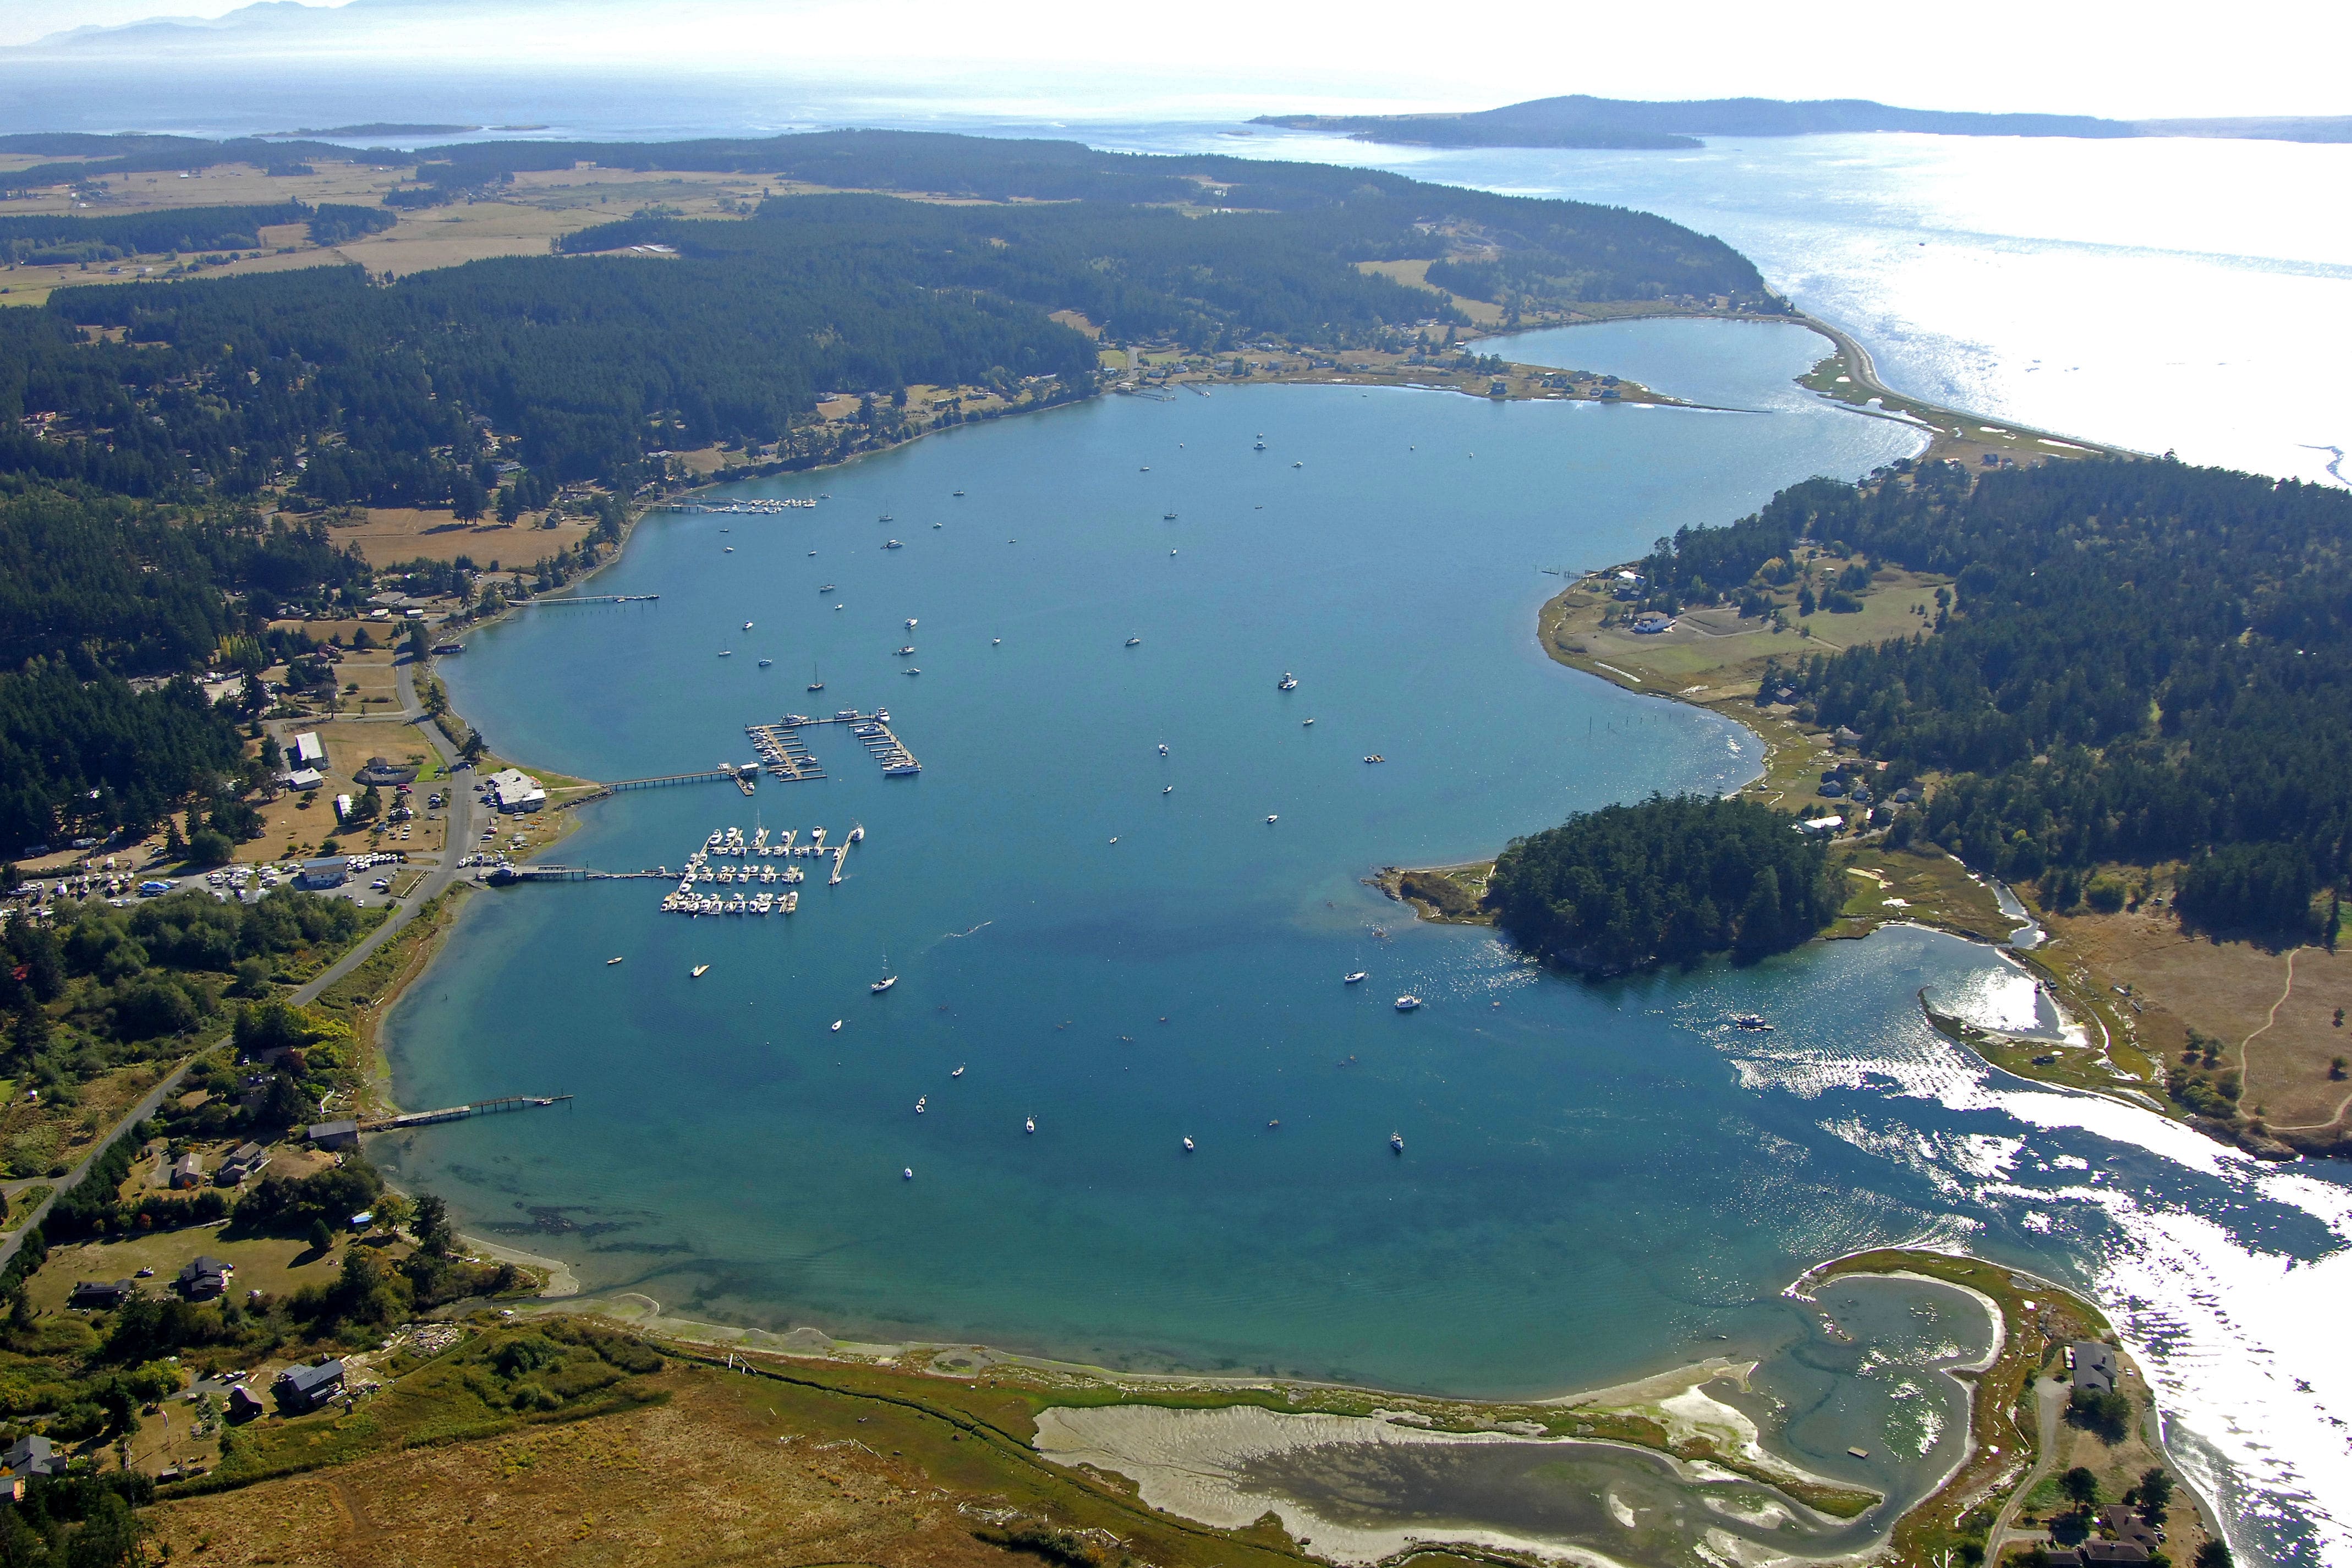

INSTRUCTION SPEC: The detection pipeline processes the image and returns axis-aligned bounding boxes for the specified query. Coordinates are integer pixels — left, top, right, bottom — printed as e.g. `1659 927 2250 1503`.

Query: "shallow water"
379 318 2352 1567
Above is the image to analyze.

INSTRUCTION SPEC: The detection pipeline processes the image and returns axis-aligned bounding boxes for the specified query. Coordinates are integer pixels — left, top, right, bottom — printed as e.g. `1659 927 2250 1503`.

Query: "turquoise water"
383 319 2352 1564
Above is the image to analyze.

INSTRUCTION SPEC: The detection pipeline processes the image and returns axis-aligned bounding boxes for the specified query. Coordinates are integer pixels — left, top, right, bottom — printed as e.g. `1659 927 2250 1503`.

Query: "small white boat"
830 1019 842 1032
1025 1116 1037 1133
1181 1136 1195 1152
1278 673 1298 690
1158 743 1169 755
607 956 624 966
993 638 1002 645
915 1096 926 1114
1344 971 1367 984
1163 785 1172 794
743 621 754 630
691 964 710 978
848 825 864 842
1395 995 1422 1011
896 645 917 655
819 583 836 591
725 545 736 551
953 489 964 496
903 667 920 676
1266 814 1278 825
1109 836 1119 844
906 618 918 629
872 974 897 994
1732 1013 1774 1032
884 539 902 549
1303 718 1315 726
1391 1131 1405 1153
1126 636 1142 647
880 513 894 522
1163 511 1177 520
903 1167 914 1180
758 659 773 667
719 650 733 657
952 1065 965 1077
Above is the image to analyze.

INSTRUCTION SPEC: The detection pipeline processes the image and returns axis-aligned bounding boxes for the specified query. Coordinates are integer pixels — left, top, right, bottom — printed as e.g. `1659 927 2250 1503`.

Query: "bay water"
385 320 2352 1565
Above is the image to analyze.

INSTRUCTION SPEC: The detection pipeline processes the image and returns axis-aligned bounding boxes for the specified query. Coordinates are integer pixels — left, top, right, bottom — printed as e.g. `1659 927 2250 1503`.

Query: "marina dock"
530 594 660 606
605 766 754 793
749 710 920 778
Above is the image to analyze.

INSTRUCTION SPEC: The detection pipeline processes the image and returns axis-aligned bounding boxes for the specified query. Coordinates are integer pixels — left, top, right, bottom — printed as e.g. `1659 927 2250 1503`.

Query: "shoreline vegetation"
125 1247 2220 1568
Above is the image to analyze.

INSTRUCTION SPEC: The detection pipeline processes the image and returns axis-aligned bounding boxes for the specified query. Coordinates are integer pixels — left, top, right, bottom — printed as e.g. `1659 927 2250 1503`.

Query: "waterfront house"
2099 1506 2161 1551
2069 1340 2119 1395
177 1256 233 1301
1797 815 1844 836
307 1119 360 1150
1630 611 1675 634
274 1359 346 1413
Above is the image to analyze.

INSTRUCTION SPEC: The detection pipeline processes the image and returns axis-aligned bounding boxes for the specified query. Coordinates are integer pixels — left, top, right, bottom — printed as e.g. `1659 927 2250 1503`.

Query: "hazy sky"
6 0 2348 120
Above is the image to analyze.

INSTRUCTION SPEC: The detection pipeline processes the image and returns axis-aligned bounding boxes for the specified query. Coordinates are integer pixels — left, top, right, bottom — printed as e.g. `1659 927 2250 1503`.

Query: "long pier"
606 768 746 792
531 594 660 606
486 865 673 884
358 1094 572 1132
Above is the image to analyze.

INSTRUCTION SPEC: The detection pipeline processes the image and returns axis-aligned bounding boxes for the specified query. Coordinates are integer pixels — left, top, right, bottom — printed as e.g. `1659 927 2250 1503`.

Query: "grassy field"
28 1226 350 1318
141 1307 1890 1565
325 504 600 567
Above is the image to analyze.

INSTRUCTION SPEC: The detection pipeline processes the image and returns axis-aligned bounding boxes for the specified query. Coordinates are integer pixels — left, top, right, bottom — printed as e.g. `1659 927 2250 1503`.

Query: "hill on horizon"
1254 93 2352 148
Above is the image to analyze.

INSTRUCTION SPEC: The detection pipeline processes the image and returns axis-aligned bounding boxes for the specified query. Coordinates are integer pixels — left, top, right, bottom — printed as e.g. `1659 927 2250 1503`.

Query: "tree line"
1638 459 2352 934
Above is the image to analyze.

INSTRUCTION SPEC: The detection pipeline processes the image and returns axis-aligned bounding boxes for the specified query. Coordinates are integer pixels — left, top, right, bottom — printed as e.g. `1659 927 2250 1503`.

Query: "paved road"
1986 1373 2069 1561
0 654 478 1276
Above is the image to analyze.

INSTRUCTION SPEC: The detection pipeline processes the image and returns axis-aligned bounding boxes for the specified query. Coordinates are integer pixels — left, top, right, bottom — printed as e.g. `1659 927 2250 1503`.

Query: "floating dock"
659 823 862 915
750 710 920 778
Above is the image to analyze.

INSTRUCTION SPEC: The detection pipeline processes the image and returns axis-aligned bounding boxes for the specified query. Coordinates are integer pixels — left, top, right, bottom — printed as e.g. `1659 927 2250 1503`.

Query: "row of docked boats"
663 888 800 915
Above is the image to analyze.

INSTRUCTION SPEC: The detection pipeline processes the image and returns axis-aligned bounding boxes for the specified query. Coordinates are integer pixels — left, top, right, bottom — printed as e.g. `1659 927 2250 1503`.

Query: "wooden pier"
357 1094 572 1133
605 768 744 792
486 865 673 884
530 594 660 606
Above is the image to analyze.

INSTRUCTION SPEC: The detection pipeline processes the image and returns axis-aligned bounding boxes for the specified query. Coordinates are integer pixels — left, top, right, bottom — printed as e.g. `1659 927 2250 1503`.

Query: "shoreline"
509 1248 2097 1565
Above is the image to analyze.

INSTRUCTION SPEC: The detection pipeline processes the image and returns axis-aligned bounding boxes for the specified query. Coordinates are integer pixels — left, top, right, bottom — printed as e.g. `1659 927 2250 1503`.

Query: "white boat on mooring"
1395 995 1422 1011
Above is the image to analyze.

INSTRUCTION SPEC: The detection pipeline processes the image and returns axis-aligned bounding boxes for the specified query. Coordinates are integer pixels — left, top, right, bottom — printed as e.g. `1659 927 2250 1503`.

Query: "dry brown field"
324 505 595 568
2056 907 2352 1131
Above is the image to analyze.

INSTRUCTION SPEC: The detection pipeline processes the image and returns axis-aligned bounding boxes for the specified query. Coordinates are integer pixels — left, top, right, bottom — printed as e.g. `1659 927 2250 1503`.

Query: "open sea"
7 64 2348 1562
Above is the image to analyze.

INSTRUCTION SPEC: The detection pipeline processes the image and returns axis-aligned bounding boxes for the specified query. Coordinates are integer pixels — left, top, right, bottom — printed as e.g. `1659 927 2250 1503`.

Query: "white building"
484 767 547 813
290 732 326 767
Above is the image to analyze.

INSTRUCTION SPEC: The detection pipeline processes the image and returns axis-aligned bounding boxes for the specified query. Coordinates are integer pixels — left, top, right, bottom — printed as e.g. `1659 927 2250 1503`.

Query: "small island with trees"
1484 794 1844 975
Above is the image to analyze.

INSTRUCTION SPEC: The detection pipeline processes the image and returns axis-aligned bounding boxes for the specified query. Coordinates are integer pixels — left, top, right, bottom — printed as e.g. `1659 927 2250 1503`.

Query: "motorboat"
1344 971 1367 984
1391 1131 1405 1153
1731 1013 1774 1032
1126 636 1142 647
896 645 917 655
607 957 624 966
903 667 920 676
915 1096 926 1114
1181 1136 1195 1152
906 617 918 629
903 1167 914 1180
884 539 902 549
953 489 964 496
819 583 836 591
1395 995 1422 1011
848 825 864 842
1025 1116 1035 1134
691 964 710 978
1158 743 1169 755
1163 785 1172 794
743 621 754 630
1278 673 1298 690
872 974 897 994
1163 511 1176 520
952 1064 965 1077
1363 754 1385 764
718 650 732 657
1265 814 1278 825
1303 719 1315 727
757 659 773 667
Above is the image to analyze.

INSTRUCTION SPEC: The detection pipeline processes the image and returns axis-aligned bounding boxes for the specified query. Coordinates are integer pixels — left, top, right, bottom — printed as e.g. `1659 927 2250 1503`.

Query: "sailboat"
871 955 897 993
807 662 824 693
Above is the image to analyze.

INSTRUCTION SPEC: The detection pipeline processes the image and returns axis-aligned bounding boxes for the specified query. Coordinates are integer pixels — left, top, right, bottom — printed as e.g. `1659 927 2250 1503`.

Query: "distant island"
1254 94 2352 149
260 124 483 139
